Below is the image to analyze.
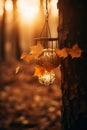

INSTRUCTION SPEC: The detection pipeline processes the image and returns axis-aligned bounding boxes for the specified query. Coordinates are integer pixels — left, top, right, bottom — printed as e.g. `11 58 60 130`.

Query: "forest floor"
0 60 62 130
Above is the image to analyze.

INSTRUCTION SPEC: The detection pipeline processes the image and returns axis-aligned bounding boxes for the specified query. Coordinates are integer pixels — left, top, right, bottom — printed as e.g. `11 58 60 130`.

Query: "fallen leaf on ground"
16 66 20 74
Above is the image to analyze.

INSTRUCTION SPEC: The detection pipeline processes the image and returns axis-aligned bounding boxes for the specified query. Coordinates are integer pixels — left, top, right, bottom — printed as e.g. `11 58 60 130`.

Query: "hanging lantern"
36 39 59 71
35 0 59 85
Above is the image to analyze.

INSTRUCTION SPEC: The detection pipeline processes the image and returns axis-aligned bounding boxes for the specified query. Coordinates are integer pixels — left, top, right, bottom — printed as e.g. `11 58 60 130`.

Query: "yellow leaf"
34 66 46 76
30 43 43 58
21 52 35 63
55 44 82 59
16 66 20 74
21 43 43 63
55 48 69 58
69 44 83 58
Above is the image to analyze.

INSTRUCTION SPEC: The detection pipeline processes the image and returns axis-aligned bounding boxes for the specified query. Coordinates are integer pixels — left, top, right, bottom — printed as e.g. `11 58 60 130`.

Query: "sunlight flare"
5 0 13 12
17 0 40 23
50 0 58 17
0 1 4 16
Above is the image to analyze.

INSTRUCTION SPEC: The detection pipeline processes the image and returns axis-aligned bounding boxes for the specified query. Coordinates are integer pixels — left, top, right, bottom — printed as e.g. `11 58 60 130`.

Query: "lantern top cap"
35 37 58 41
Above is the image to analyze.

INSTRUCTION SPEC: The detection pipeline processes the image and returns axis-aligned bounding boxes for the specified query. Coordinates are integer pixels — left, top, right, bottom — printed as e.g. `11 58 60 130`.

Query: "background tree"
0 0 6 61
11 0 21 60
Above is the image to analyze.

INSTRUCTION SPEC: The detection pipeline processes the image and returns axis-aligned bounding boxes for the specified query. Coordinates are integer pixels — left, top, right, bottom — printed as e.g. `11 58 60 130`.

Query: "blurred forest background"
0 0 62 130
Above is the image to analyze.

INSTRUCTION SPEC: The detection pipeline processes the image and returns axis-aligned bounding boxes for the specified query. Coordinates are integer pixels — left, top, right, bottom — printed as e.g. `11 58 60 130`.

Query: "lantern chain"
40 0 51 39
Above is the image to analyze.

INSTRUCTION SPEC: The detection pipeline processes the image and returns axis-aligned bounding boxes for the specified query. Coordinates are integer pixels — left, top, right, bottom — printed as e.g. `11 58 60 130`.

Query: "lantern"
35 0 59 85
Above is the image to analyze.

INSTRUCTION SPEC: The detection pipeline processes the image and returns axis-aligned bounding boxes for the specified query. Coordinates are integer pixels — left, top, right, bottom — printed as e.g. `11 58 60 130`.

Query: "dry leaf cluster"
16 43 82 76
55 44 82 59
21 43 43 63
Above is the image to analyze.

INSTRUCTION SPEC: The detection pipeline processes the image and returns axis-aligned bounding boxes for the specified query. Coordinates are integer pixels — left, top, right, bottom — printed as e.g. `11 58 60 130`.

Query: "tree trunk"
0 0 6 61
58 0 87 129
12 0 21 60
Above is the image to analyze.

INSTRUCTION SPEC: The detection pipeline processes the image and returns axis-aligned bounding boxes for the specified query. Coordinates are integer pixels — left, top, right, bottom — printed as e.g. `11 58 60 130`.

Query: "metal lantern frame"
34 0 59 85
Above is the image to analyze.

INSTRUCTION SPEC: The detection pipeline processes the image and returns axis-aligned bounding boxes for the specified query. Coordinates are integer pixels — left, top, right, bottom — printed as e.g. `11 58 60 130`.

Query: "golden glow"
5 0 13 12
38 71 55 85
17 0 40 23
0 1 4 16
43 0 58 17
44 73 51 80
50 0 58 17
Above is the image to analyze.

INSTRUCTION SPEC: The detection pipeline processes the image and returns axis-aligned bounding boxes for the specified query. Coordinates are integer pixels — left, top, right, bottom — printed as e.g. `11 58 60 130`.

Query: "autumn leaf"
55 48 69 58
34 65 46 76
30 43 43 58
16 66 20 74
55 44 82 59
21 52 35 63
21 43 43 63
69 44 83 58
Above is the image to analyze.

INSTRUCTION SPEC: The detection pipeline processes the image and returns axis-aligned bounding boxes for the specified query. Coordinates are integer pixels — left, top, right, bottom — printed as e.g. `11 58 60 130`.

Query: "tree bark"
0 0 6 61
58 0 87 129
12 0 21 60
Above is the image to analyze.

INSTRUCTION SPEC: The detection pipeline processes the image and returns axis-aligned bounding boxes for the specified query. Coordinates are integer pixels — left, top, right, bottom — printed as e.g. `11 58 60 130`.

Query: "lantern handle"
46 0 48 18
40 0 51 38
